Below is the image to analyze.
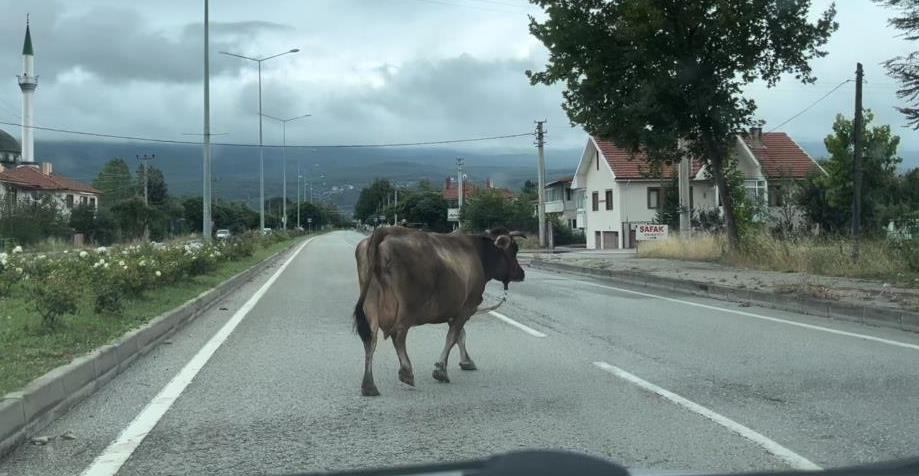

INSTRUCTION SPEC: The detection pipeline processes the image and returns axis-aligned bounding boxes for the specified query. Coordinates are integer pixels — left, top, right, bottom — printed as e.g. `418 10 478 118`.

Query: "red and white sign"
636 224 669 241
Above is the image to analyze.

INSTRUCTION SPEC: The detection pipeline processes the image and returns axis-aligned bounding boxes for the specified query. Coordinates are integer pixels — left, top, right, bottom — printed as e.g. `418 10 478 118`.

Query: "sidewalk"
525 250 919 332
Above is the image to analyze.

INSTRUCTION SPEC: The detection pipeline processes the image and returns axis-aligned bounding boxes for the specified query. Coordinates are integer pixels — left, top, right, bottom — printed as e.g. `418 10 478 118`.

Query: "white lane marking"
593 361 821 471
489 311 547 338
569 278 919 352
81 237 316 476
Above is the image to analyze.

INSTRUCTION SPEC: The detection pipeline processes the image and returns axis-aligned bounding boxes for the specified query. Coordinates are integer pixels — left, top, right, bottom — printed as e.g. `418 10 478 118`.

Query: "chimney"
41 162 52 175
749 126 763 147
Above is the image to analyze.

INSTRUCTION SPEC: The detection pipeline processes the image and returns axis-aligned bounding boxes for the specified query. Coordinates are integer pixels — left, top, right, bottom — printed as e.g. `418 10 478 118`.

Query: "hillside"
35 140 581 212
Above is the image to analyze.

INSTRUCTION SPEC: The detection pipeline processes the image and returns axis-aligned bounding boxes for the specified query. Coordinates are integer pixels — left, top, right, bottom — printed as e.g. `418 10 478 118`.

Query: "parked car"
215 229 231 240
261 227 272 235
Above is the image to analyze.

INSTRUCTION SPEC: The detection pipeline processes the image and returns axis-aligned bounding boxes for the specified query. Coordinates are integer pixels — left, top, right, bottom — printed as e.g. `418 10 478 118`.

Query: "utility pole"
202 0 212 241
535 120 547 248
456 157 465 210
394 187 399 226
137 154 156 205
678 154 691 238
297 160 302 229
852 62 864 261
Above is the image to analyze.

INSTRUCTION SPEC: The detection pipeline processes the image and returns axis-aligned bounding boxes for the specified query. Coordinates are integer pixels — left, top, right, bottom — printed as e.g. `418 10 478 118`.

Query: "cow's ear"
494 235 511 249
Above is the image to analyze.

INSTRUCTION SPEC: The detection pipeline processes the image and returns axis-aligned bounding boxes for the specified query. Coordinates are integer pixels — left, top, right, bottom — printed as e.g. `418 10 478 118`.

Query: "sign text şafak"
636 224 668 241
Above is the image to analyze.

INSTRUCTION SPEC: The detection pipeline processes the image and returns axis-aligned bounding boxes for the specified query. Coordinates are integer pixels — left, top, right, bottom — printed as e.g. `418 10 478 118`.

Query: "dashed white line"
81 237 316 476
489 311 547 337
573 279 919 352
593 361 821 471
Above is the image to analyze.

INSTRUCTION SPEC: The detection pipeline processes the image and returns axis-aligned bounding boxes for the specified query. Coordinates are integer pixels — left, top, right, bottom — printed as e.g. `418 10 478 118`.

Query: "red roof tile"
0 165 100 194
592 137 702 180
742 132 820 178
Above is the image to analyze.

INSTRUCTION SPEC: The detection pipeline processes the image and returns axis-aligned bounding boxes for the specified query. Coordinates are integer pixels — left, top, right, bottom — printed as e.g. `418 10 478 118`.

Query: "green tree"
527 0 837 249
520 180 538 201
68 204 96 236
354 179 394 223
798 112 902 234
876 0 919 129
93 158 136 206
111 197 157 240
398 190 450 232
462 189 536 233
135 164 169 205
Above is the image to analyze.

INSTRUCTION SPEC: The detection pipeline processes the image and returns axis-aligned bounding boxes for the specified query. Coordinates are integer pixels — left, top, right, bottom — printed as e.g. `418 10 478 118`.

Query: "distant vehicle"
261 227 272 235
215 229 231 240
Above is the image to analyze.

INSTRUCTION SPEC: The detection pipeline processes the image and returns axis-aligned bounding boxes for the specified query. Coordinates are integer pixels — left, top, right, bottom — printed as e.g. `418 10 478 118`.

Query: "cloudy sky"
0 0 915 156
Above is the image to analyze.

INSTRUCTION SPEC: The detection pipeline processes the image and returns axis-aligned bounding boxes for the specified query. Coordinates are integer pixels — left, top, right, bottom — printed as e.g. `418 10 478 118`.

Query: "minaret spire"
19 14 38 163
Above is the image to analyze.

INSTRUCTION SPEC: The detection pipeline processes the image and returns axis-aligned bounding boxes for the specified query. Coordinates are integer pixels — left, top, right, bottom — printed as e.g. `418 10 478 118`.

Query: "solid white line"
593 361 821 471
572 279 919 352
489 311 547 338
81 237 316 476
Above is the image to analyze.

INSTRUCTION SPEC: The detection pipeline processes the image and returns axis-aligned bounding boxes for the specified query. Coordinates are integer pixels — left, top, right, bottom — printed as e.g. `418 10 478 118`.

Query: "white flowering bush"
4 236 269 323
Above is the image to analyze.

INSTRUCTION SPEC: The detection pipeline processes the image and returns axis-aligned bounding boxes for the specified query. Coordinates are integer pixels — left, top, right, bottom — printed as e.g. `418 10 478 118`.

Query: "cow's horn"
509 231 526 238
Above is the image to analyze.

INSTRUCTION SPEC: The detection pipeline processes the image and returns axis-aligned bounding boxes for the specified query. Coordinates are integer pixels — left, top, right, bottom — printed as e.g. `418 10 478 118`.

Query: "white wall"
582 146 620 249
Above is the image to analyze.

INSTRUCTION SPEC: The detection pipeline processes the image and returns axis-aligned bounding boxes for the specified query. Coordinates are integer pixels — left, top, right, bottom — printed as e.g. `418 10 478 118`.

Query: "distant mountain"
34 140 581 212
797 140 919 171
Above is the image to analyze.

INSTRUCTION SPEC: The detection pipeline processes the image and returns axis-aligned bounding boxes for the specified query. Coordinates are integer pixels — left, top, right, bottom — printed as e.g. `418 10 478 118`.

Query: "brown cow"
353 226 525 396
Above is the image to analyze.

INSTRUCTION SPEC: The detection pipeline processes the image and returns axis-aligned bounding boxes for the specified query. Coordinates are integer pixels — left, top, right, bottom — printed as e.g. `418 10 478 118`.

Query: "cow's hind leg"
457 328 477 371
392 328 414 386
360 323 380 396
433 322 462 383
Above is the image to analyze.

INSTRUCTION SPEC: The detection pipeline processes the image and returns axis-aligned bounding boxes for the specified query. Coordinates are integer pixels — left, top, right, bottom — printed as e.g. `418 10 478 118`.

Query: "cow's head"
484 227 526 287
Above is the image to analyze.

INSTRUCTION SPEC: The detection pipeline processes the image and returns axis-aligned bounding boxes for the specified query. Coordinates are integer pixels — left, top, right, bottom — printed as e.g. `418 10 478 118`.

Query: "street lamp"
261 112 311 230
220 48 299 231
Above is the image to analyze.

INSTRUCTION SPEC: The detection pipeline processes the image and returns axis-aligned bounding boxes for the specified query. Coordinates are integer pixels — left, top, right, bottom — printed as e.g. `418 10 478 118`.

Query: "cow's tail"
354 228 386 344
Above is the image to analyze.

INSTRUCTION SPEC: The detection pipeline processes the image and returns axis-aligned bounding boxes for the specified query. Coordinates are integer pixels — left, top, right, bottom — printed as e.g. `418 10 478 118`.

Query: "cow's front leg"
457 328 476 371
392 328 414 386
433 322 461 383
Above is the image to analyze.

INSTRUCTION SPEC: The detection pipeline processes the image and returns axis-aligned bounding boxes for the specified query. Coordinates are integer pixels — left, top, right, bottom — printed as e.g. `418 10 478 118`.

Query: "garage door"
602 231 619 249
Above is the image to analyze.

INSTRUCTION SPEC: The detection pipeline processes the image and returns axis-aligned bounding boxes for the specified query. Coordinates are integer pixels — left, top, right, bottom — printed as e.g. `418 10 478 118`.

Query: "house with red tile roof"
571 128 824 249
0 162 101 215
442 176 514 208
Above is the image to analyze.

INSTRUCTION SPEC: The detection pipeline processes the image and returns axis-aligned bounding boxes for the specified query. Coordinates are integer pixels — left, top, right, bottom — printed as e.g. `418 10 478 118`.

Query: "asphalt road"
2 230 918 475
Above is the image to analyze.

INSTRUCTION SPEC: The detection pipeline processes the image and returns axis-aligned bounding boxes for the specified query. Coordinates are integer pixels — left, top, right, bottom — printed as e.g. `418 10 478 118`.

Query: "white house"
572 128 824 249
0 161 101 215
544 176 584 230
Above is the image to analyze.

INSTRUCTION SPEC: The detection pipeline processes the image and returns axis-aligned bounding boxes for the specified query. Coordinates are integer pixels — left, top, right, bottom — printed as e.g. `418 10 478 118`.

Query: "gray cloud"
0 1 292 84
0 0 916 163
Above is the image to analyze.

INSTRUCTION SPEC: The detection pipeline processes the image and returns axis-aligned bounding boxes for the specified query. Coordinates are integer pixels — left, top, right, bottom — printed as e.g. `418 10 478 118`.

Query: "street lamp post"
261 113 310 230
219 48 299 231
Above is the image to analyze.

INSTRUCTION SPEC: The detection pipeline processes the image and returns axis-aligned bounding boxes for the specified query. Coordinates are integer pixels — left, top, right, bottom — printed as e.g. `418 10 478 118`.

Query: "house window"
90 197 97 208
595 151 599 170
592 191 599 211
565 187 572 202
80 196 88 205
648 187 661 209
605 190 613 210
66 195 74 209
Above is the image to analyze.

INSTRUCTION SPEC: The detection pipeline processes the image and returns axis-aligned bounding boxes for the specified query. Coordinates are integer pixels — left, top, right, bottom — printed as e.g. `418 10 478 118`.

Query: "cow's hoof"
361 384 381 397
398 368 415 386
459 361 477 371
432 363 450 383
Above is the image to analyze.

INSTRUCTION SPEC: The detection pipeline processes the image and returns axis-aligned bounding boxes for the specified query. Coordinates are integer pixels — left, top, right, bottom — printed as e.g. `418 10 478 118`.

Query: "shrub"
637 234 725 261
28 273 79 327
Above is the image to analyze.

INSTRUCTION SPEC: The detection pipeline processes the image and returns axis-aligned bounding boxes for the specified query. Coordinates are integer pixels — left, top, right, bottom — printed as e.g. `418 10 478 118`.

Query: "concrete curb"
529 259 919 333
0 239 302 458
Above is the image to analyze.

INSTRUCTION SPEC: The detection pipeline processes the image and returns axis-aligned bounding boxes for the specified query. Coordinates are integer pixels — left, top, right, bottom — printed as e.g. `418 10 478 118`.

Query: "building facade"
572 128 824 249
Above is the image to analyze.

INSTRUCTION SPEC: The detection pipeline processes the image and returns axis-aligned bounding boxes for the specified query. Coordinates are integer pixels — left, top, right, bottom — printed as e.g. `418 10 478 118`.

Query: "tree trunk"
709 148 740 251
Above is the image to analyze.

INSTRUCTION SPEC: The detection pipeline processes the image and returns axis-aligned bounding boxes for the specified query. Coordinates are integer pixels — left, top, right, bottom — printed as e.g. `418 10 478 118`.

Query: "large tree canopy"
877 0 919 129
93 158 135 206
527 0 837 248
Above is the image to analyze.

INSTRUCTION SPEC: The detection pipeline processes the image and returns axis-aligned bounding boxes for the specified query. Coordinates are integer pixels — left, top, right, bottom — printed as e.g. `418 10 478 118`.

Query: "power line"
767 79 852 132
0 120 533 149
